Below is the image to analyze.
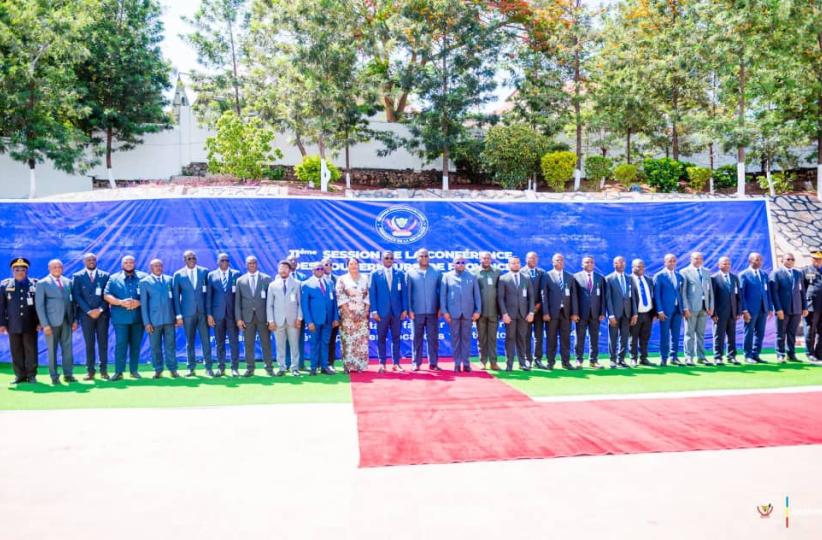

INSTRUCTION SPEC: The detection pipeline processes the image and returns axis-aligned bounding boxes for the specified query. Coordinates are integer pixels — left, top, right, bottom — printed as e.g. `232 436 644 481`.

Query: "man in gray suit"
605 256 636 369
497 256 535 371
680 251 715 365
267 260 303 376
440 255 481 372
235 256 274 377
140 259 179 378
35 259 77 384
474 251 501 369
407 248 442 371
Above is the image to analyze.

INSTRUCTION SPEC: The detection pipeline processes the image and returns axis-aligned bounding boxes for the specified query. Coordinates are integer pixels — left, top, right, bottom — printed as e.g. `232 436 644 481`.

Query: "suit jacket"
574 271 605 320
234 272 272 323
35 275 74 327
605 272 635 319
630 273 655 314
497 271 534 320
206 268 240 320
140 274 176 326
104 271 146 325
266 275 303 326
523 266 546 310
72 269 110 318
680 265 715 313
739 267 773 317
542 269 578 318
769 267 806 315
712 272 740 319
653 269 684 316
369 266 408 317
173 265 209 318
0 277 39 333
406 266 441 315
301 276 338 327
440 270 481 319
475 267 500 318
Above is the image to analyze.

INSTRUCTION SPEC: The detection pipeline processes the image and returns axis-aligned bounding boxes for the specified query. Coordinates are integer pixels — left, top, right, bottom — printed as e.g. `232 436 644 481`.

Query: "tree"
205 110 282 180
77 0 171 188
481 123 548 189
182 0 248 125
0 0 96 197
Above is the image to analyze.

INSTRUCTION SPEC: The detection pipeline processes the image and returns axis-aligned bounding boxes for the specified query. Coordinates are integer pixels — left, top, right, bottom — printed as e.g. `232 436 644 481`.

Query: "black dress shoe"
64 375 78 383
413 365 422 372
185 369 196 377
83 372 95 381
309 369 318 376
152 371 163 379
51 377 61 385
170 370 180 378
276 369 286 377
100 371 110 380
504 366 513 372
430 365 441 371
639 360 653 366
671 358 682 366
562 363 578 370
454 365 462 373
265 367 275 377
110 373 123 381
27 376 37 383
618 361 630 369
788 356 802 362
463 365 472 373
231 369 240 377
754 357 767 364
129 372 142 379
520 364 531 371
242 369 255 378
321 367 335 375
205 368 215 377
215 369 224 377
533 360 548 370
10 377 25 385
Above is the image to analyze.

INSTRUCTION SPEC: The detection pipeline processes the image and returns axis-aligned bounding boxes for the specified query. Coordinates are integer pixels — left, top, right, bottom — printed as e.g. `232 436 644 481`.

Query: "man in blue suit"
321 257 339 367
711 256 741 364
173 250 213 377
542 253 579 370
369 250 408 373
407 248 442 371
207 253 241 377
103 255 146 380
440 255 481 372
770 252 807 362
653 253 684 366
301 263 338 375
72 252 110 380
141 259 179 378
605 256 636 368
739 252 773 363
574 255 606 369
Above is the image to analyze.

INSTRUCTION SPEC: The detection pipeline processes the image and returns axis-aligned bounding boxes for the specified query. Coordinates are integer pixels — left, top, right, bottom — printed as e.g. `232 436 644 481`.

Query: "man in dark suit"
369 250 408 373
321 258 339 367
739 252 773 363
605 256 636 369
574 255 606 369
524 252 546 368
803 250 822 362
207 253 241 377
497 256 534 371
542 253 579 370
235 255 274 377
711 256 741 364
653 253 684 366
770 252 807 362
0 258 40 384
72 252 110 380
173 250 213 377
629 259 655 367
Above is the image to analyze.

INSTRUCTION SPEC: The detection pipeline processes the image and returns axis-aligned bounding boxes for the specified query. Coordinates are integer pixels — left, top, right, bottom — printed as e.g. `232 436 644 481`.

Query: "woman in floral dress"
336 257 370 372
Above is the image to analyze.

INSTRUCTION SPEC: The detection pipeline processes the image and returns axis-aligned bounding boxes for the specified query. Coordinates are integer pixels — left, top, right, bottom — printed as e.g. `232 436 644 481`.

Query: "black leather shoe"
129 372 141 379
152 371 163 379
321 367 335 375
83 372 95 381
413 365 422 372
463 365 472 373
504 366 513 372
430 365 442 371
51 377 61 384
205 368 215 377
309 369 318 376
10 377 25 385
533 360 548 370
276 369 286 377
100 370 110 380
110 373 123 381
170 370 181 378
520 364 531 371
215 369 224 377
231 369 240 377
64 375 78 383
671 358 683 366
562 363 578 370
788 356 802 363
639 360 653 366
265 367 275 377
185 369 196 377
27 376 37 383
242 369 254 378
454 365 461 373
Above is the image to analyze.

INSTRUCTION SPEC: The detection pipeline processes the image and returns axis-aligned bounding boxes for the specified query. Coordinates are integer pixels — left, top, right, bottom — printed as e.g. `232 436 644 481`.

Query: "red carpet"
351 363 822 467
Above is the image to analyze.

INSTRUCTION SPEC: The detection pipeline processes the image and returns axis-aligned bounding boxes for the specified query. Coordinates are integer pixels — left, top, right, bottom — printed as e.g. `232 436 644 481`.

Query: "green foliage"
613 163 639 185
540 151 577 192
205 111 282 180
584 156 613 183
642 158 685 193
759 172 795 194
294 155 342 185
713 165 738 189
686 166 711 191
481 124 548 189
267 166 285 181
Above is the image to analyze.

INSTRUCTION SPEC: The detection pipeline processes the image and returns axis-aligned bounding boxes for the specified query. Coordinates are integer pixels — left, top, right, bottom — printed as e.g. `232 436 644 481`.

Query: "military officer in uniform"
0 258 40 384
802 249 822 363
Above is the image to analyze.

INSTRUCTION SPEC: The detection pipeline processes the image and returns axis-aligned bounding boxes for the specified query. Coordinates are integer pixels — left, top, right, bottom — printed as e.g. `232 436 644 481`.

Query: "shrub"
759 171 795 194
613 163 639 185
545 141 571 153
584 156 613 184
294 155 341 185
686 166 711 192
642 158 685 193
713 164 737 189
205 111 283 180
266 166 285 181
540 151 577 191
481 123 548 189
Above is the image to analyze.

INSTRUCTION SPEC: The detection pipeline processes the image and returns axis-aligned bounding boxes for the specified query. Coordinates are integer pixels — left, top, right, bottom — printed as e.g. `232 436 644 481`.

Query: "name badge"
522 289 527 298
136 287 140 295
168 290 173 299
202 285 207 293
735 286 738 294
6 293 11 301
30 286 36 293
26 297 34 306
764 284 768 291
290 294 296 302
596 287 600 296
261 291 266 299
95 287 102 296
397 283 402 291
487 277 493 285
565 287 570 296
232 285 236 293
330 292 334 300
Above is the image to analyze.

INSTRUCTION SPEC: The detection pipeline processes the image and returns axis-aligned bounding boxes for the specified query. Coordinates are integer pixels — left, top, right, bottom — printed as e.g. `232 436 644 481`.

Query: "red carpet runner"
350 363 822 467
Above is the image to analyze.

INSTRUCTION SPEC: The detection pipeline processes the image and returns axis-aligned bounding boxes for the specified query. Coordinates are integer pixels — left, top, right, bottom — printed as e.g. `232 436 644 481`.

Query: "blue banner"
0 198 774 364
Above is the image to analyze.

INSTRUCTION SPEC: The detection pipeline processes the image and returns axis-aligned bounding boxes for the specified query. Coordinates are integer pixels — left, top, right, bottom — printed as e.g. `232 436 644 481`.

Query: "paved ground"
2 402 820 539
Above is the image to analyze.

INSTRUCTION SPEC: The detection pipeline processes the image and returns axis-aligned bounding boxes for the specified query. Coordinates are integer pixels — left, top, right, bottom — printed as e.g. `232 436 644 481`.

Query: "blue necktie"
639 277 648 306
221 273 228 291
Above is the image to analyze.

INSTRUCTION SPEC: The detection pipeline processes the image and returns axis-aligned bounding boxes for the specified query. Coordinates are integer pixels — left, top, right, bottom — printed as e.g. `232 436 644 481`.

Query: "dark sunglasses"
455 261 466 265
186 257 197 261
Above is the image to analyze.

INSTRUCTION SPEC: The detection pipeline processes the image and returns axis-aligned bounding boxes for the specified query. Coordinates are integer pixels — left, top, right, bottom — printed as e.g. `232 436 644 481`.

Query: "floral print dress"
336 273 370 371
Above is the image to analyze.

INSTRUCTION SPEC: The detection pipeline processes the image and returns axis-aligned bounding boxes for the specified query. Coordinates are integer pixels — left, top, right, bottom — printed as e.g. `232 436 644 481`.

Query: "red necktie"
54 277 63 290
587 274 593 293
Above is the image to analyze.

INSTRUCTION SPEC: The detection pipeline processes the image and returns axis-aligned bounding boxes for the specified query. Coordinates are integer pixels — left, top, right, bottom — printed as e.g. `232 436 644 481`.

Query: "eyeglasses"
185 257 196 261
314 268 324 272
455 261 466 265
324 263 332 267
419 254 429 258
785 258 795 261
384 256 394 260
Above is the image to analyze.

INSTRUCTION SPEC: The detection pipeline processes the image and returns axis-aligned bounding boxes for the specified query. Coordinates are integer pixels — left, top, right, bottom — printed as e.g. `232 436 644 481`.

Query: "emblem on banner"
375 206 429 244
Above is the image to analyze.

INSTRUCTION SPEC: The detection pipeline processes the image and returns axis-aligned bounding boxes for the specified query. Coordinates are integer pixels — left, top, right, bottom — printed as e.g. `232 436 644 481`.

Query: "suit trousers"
683 309 708 360
805 310 822 358
184 312 212 370
743 311 767 359
776 313 802 358
412 313 439 366
713 314 737 360
476 316 498 364
244 314 273 370
276 323 301 372
504 317 529 368
9 331 38 379
546 312 571 366
528 308 545 362
308 322 331 370
449 316 473 367
377 313 402 365
630 312 653 362
114 323 144 375
575 317 601 362
285 326 307 370
328 325 339 365
149 323 177 372
608 316 630 363
79 313 109 373
658 312 682 364
46 321 74 380
213 316 240 370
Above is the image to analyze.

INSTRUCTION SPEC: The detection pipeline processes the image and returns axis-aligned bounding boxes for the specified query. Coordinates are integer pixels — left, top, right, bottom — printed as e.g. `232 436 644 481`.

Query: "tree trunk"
28 159 36 199
227 17 241 116
708 142 715 194
345 140 351 189
106 127 116 189
626 129 632 164
671 96 680 161
817 93 822 200
295 133 307 157
573 29 582 191
441 31 449 191
766 158 775 197
736 54 746 197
